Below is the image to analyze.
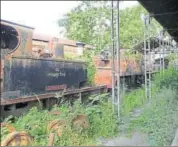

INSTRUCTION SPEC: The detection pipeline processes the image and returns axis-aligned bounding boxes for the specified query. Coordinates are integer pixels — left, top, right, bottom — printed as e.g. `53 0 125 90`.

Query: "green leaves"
132 88 178 146
1 94 117 146
122 67 178 146
153 68 178 92
58 2 161 52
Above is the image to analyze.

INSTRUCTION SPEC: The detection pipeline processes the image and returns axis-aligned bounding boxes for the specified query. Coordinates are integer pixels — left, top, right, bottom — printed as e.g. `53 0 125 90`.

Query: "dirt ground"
98 132 148 146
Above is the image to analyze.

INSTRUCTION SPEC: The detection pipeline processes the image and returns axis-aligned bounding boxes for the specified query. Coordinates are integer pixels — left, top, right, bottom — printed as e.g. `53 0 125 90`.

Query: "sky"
1 1 138 38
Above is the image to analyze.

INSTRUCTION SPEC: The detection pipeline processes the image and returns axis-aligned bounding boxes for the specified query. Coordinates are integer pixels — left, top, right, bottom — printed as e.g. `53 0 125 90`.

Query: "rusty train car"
93 36 177 89
93 49 145 89
1 19 87 99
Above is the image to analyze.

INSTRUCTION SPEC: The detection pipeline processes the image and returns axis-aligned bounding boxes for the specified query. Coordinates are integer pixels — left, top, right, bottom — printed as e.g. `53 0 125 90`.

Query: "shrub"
1 94 117 146
130 88 178 146
153 67 178 92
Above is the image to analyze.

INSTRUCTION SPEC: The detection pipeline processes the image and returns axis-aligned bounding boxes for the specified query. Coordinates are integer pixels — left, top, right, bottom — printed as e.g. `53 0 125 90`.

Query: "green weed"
130 88 178 146
121 67 178 146
121 87 145 115
1 94 117 146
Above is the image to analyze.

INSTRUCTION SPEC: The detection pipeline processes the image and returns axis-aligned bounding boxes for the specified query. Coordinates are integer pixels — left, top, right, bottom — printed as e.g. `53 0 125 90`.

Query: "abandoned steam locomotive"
1 19 87 99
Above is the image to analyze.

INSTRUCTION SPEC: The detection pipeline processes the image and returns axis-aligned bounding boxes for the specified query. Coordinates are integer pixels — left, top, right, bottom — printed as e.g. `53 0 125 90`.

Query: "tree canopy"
58 1 161 53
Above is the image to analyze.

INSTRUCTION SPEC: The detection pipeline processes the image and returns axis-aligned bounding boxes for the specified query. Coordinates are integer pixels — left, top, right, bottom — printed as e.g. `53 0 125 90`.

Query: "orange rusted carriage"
93 53 142 88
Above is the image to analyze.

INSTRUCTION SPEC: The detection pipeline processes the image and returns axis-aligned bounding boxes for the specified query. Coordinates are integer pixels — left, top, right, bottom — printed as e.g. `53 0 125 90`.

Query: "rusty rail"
1 85 107 106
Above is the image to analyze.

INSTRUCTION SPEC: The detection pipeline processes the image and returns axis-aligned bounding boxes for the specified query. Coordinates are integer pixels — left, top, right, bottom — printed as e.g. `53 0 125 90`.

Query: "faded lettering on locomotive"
47 71 66 78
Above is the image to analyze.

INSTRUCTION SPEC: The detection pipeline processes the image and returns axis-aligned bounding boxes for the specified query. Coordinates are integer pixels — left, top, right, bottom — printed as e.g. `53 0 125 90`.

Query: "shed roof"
133 37 174 53
138 0 178 42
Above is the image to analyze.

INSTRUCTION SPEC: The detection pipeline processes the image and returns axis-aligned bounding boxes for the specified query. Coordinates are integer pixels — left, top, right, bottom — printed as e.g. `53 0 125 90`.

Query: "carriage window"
1 24 19 54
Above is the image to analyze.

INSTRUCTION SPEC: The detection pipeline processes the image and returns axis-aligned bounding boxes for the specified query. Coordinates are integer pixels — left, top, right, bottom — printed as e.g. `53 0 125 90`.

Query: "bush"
130 88 178 146
121 87 145 115
123 67 178 146
64 50 96 85
1 94 117 146
153 67 178 92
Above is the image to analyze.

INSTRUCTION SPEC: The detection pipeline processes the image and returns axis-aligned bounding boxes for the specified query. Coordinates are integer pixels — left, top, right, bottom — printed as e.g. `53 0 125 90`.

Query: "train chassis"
0 85 107 120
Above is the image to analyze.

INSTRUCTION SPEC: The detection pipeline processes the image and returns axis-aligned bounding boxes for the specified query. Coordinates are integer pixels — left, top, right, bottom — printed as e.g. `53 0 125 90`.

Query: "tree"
58 1 161 53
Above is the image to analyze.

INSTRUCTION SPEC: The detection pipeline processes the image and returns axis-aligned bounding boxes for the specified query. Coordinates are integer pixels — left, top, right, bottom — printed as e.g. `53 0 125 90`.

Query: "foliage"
121 67 178 116
130 88 178 146
153 67 178 92
63 50 96 85
121 82 160 116
121 67 178 146
81 49 96 84
58 1 161 53
1 94 117 146
166 53 177 62
121 87 145 115
123 50 143 63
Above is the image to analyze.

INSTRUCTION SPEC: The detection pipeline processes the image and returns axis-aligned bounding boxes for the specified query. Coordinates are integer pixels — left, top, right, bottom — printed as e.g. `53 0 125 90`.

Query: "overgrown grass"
121 87 145 115
1 94 117 146
129 88 178 146
121 67 178 116
153 67 178 92
121 67 178 146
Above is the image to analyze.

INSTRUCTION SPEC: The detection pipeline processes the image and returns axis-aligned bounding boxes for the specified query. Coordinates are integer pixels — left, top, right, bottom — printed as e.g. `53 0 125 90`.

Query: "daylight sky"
1 1 138 38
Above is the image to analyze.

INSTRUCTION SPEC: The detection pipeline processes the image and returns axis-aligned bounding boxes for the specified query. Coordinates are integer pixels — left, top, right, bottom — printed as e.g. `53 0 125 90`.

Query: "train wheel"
47 119 67 137
1 122 16 133
1 131 32 146
72 114 89 130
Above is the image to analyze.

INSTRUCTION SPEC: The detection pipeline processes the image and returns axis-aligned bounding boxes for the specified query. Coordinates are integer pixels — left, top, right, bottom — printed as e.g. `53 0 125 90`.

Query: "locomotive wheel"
1 131 32 146
47 119 67 137
48 133 55 146
1 123 16 133
72 114 89 130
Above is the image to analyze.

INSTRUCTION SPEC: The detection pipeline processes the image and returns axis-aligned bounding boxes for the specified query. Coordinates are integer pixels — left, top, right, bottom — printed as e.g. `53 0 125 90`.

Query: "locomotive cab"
1 19 87 99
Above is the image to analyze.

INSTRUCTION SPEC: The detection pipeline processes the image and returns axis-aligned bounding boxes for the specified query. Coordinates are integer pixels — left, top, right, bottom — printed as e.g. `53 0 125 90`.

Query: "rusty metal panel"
1 20 34 59
93 56 143 87
45 84 67 91
3 57 87 98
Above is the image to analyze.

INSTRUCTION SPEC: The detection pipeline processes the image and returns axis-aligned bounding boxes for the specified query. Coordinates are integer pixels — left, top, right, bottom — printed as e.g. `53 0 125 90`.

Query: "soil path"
98 104 150 146
99 132 148 146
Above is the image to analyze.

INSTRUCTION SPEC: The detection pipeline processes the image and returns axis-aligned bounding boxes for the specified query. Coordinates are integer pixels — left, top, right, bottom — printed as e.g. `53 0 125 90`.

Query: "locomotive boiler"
1 19 87 99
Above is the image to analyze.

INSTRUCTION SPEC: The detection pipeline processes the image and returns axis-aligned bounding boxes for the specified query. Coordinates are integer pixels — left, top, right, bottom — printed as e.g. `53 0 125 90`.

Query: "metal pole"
111 0 115 112
161 31 163 74
148 15 151 100
116 0 120 118
143 15 148 100
163 35 165 73
159 33 162 73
